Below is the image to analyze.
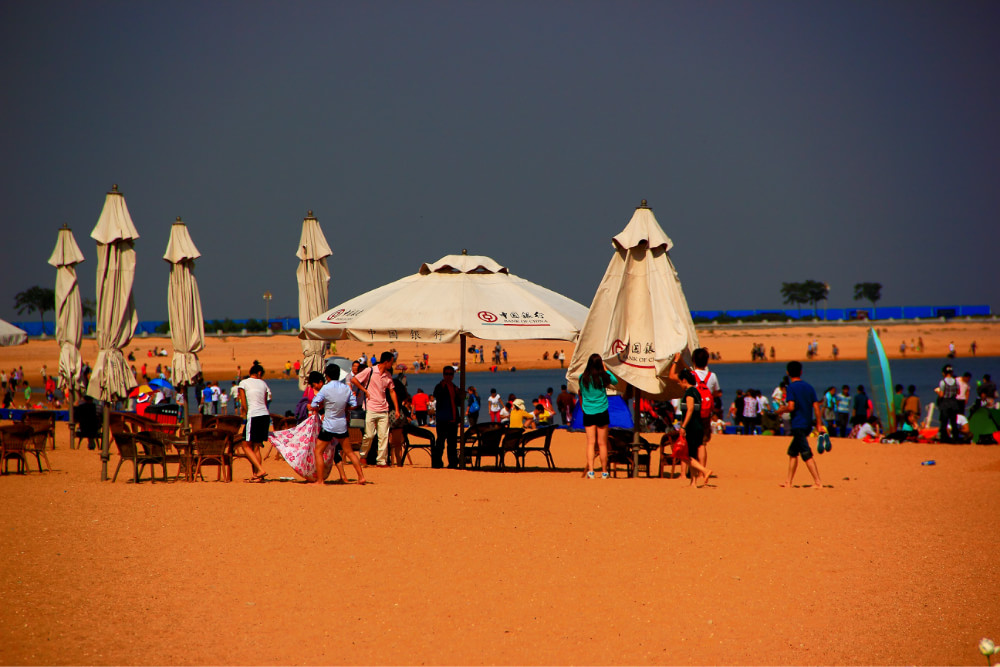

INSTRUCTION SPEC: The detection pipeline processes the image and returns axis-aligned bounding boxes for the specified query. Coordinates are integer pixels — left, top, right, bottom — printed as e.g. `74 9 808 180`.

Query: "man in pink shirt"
350 351 400 466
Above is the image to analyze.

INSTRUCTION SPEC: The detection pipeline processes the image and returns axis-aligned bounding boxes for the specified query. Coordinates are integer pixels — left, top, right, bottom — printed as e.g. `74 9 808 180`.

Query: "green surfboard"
866 328 895 433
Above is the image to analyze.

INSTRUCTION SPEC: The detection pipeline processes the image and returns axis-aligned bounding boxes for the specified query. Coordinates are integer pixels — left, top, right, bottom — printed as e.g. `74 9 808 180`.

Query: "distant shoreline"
1 319 997 384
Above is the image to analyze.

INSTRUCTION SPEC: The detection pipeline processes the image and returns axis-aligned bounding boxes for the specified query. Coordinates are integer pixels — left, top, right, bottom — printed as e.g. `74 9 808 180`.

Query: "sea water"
263 356 1000 421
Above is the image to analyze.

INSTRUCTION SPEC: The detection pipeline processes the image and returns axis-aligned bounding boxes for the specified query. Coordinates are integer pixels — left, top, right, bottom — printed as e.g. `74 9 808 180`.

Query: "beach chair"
608 428 653 477
401 424 435 465
498 427 525 469
205 414 245 436
25 426 52 472
190 428 233 482
111 431 168 483
518 425 556 469
22 411 57 450
0 424 32 474
459 422 503 468
657 432 679 479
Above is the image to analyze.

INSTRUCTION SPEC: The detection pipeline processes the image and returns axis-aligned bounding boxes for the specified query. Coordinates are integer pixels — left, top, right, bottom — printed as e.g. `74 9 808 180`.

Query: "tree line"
780 280 882 317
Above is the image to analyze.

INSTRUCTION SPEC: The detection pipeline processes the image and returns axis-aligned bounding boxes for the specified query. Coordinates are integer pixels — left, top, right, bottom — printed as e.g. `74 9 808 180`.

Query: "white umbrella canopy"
164 217 204 386
0 318 28 347
296 211 331 388
300 252 588 345
87 184 140 404
566 201 699 400
47 224 85 393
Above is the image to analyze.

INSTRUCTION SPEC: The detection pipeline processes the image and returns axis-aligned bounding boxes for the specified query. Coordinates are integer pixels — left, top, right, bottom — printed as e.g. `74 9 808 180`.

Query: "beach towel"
268 414 334 481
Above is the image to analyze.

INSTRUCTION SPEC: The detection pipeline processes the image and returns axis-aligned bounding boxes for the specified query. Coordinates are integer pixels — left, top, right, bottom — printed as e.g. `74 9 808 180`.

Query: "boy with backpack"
691 348 721 469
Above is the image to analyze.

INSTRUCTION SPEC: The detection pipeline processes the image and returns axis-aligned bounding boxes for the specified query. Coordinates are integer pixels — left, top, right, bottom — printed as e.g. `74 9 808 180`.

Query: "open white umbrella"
48 224 86 448
0 318 28 347
164 217 205 425
300 251 588 444
566 201 699 475
87 184 140 480
296 210 331 389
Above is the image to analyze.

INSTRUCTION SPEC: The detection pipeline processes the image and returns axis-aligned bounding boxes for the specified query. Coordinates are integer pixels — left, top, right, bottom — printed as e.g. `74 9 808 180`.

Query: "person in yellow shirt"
508 398 534 429
532 402 553 427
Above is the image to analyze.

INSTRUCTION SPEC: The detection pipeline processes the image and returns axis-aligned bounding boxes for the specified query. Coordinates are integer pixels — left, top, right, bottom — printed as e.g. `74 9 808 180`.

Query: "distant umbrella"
48 224 86 448
296 210 331 389
0 319 28 347
87 184 140 481
163 217 204 391
147 377 174 391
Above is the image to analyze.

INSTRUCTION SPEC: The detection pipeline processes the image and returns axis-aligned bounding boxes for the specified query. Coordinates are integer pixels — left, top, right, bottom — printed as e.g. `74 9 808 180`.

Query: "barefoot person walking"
237 363 271 482
667 356 713 487
777 360 825 489
579 353 618 479
310 365 366 485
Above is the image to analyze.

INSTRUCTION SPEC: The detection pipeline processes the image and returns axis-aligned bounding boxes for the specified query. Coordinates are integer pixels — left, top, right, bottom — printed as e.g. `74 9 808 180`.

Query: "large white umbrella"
164 217 204 384
0 319 28 347
48 224 86 448
300 252 588 444
164 217 205 424
296 210 331 389
301 252 587 344
566 201 699 475
87 184 140 480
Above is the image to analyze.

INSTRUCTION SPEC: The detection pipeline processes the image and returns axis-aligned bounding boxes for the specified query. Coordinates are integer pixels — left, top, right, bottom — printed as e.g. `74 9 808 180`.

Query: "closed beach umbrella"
87 184 140 480
301 251 588 444
163 217 205 411
0 318 28 346
567 200 698 397
296 210 331 389
48 224 86 448
566 201 699 475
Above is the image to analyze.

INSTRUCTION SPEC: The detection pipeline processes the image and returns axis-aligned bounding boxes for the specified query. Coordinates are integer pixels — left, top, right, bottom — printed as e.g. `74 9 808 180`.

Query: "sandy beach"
1 320 997 385
0 425 998 665
1 320 999 665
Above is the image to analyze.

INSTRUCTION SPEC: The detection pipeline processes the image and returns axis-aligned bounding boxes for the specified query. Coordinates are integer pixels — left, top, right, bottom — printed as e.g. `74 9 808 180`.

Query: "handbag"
671 432 690 461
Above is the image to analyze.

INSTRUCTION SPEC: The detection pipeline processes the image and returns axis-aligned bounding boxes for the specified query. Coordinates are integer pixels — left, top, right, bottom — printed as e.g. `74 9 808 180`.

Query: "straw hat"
512 398 526 411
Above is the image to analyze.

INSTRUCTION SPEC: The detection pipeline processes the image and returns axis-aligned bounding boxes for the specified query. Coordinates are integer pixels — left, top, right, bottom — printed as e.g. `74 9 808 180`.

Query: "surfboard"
866 328 895 433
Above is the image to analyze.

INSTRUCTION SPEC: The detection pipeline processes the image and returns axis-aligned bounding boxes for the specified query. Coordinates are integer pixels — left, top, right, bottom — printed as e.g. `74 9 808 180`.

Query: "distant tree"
780 281 809 318
14 286 56 330
802 280 829 318
81 298 96 319
853 282 883 311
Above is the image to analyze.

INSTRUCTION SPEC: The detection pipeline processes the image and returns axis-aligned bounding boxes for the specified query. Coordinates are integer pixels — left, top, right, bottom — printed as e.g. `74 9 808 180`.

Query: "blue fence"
11 304 993 336
689 304 992 322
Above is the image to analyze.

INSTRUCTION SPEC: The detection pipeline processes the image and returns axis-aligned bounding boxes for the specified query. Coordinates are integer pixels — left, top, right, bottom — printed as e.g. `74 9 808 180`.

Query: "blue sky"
2 1 997 325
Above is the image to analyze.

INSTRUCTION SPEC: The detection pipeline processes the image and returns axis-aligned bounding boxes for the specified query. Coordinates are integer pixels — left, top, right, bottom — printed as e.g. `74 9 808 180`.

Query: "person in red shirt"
411 388 430 426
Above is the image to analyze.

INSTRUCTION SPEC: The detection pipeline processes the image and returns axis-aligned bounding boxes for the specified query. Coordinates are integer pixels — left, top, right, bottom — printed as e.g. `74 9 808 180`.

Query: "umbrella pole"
68 387 76 450
459 334 467 466
631 387 641 478
100 402 111 481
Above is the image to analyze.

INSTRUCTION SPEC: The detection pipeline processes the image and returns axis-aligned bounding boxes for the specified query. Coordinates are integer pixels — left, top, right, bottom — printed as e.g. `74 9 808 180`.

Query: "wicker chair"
22 411 57 450
400 424 435 465
0 424 32 474
111 430 168 483
498 427 525 469
459 422 503 469
518 425 556 469
25 426 52 472
190 428 233 482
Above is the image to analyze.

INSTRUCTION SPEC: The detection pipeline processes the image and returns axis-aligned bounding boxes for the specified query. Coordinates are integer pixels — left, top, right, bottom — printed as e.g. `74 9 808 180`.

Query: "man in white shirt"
237 364 272 481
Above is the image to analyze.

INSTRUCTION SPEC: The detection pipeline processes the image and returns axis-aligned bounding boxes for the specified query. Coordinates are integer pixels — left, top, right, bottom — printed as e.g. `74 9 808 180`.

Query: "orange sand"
1 320 997 385
0 426 998 665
